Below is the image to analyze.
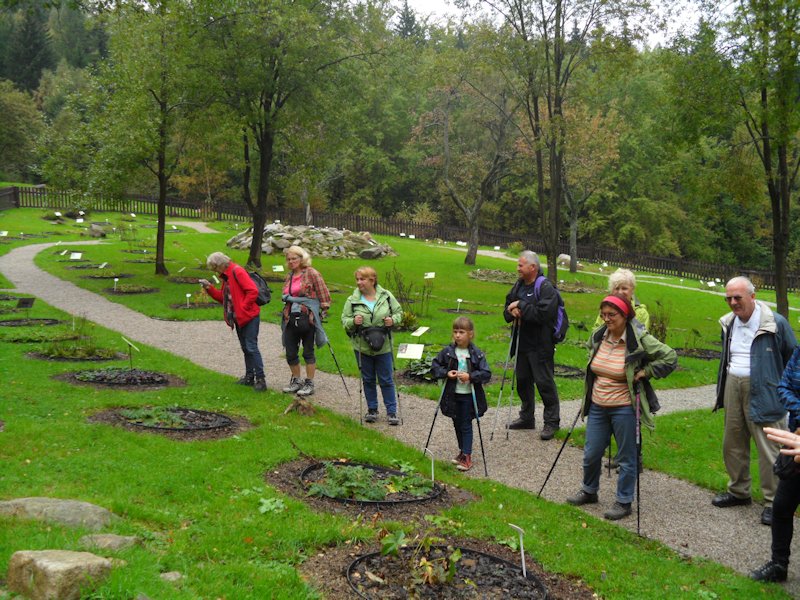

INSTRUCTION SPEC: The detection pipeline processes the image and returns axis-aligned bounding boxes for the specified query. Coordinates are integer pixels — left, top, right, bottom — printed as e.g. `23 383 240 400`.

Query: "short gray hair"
206 252 231 271
285 245 312 267
608 268 636 293
727 276 755 294
519 250 540 270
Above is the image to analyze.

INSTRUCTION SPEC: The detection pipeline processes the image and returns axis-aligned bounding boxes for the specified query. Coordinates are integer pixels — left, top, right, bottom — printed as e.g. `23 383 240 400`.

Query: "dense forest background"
0 0 798 283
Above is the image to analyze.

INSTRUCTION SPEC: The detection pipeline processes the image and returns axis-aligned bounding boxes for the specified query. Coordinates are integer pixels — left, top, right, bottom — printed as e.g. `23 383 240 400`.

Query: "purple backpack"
534 276 569 343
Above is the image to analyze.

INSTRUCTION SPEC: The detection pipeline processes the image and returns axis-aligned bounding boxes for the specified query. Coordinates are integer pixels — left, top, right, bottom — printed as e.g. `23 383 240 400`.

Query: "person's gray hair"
727 276 755 294
519 250 540 270
206 252 231 271
608 268 636 293
285 245 312 267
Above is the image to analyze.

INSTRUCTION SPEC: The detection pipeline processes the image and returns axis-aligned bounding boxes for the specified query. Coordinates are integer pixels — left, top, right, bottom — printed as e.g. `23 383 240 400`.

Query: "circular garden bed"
168 276 201 284
0 318 62 327
676 348 721 360
105 286 159 295
170 303 218 309
300 461 444 506
88 406 251 441
54 367 185 390
82 273 133 280
347 544 548 599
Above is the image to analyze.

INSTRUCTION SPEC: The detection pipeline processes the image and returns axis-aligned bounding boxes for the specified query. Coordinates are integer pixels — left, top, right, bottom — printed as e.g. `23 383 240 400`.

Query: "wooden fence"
5 185 798 292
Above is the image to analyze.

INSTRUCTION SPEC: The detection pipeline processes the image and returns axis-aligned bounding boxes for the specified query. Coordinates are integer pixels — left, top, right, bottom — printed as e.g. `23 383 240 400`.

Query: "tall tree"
722 0 800 316
197 0 372 268
4 2 54 91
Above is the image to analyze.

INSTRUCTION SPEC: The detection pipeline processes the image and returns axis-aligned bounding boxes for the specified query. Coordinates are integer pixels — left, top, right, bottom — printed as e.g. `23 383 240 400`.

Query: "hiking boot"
567 490 598 506
237 373 254 386
604 501 632 521
712 492 752 508
761 507 773 526
387 413 400 426
296 378 315 397
540 424 558 440
451 452 465 465
456 454 472 471
507 418 535 430
364 409 378 423
282 377 303 393
750 560 788 582
253 377 267 392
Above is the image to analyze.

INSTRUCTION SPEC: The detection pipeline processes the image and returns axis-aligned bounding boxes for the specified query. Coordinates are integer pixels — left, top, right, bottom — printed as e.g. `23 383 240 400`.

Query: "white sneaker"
282 377 303 393
296 378 315 397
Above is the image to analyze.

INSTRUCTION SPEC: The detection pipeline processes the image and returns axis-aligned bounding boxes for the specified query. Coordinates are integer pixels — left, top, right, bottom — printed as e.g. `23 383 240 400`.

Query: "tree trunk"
464 217 479 265
248 124 275 270
301 179 312 226
154 75 169 276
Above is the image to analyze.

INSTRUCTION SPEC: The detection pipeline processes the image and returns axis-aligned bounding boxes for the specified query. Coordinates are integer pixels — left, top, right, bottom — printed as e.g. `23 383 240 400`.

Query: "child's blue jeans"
452 392 474 455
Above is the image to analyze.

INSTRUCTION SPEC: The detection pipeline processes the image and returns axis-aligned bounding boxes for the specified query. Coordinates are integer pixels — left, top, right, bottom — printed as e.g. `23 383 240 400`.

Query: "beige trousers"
722 374 786 505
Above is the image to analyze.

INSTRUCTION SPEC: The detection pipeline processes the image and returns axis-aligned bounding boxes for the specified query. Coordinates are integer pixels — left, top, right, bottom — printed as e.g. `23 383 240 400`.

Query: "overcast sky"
395 0 713 48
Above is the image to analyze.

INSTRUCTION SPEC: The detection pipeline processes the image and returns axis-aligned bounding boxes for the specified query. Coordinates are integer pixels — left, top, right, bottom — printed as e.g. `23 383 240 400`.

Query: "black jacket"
431 343 492 418
503 275 559 356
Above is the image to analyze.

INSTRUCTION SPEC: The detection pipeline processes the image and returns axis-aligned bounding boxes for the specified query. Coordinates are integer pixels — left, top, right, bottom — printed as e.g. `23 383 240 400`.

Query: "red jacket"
206 262 260 328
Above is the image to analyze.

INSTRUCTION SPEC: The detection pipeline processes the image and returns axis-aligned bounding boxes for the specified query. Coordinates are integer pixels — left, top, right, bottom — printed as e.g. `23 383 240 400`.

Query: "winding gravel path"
2 239 798 596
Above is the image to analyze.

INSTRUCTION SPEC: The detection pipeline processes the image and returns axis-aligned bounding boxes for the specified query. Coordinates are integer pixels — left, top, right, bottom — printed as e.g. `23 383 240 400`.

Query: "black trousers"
515 350 560 427
772 475 800 566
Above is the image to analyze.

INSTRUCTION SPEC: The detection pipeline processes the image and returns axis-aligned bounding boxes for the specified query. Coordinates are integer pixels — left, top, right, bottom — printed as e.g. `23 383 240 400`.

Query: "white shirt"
728 302 761 378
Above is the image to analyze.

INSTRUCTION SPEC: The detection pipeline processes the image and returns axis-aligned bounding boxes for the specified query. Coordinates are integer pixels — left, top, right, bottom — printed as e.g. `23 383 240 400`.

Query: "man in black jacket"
503 251 561 440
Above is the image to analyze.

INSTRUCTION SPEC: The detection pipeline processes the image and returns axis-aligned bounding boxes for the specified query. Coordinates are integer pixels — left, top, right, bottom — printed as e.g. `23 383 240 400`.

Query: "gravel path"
3 240 798 596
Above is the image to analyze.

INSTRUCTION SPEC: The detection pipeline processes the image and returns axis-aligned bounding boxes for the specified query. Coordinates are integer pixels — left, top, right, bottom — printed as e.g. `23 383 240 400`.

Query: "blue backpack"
534 275 569 343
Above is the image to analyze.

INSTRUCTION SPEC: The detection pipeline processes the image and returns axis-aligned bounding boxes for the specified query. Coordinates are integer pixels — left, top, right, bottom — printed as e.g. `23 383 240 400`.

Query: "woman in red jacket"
199 252 266 391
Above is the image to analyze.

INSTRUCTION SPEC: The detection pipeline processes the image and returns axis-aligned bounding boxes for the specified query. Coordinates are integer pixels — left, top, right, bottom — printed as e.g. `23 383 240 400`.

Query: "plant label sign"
409 234 416 239
16 298 35 309
75 218 84 224
0 231 7 237
69 252 82 260
60 250 68 256
272 265 285 272
121 336 140 352
411 326 429 337
396 343 424 360
99 262 108 269
178 266 186 273
424 272 435 279
212 275 220 284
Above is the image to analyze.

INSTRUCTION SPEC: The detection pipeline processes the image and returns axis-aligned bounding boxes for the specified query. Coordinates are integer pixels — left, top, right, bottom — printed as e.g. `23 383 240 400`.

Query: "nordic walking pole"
490 320 518 441
471 384 488 477
388 328 402 425
423 379 448 455
504 323 522 440
538 404 582 497
635 384 642 536
356 347 364 425
326 340 354 408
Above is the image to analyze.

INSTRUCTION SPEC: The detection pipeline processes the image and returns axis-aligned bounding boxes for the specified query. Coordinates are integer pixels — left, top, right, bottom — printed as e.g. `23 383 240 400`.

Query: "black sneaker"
507 418 535 430
540 425 558 440
761 507 773 526
750 560 788 582
364 409 378 423
253 377 267 392
712 492 752 508
387 413 400 426
238 374 255 386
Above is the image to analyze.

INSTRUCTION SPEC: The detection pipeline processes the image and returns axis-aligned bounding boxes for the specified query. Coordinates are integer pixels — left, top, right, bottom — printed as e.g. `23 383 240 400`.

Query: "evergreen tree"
4 3 54 91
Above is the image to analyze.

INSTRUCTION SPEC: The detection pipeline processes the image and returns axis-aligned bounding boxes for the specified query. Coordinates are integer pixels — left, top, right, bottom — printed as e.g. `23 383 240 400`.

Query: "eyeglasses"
724 295 744 303
600 312 621 320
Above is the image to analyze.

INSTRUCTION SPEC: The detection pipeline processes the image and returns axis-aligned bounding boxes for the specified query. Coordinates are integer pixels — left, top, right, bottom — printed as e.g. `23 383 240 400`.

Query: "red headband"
602 295 630 317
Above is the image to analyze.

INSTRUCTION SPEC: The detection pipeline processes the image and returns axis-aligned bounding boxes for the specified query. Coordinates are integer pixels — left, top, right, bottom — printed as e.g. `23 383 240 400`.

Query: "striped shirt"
590 332 630 407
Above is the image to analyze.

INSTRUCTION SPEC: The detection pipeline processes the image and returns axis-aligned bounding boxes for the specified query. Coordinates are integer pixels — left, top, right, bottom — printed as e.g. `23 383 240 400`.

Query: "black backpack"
233 269 271 306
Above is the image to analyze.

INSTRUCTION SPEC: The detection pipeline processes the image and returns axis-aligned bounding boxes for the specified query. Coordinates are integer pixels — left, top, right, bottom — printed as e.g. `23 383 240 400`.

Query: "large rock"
0 497 115 531
7 550 112 600
228 224 396 260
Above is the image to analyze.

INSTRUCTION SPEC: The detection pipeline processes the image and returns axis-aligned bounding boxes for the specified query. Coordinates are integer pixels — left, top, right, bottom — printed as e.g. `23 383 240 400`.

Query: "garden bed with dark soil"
300 537 594 600
265 458 475 526
1 331 80 343
168 276 201 284
0 294 19 301
88 407 251 441
0 318 62 327
66 264 106 270
104 286 159 295
53 367 185 390
124 259 156 263
169 303 218 309
82 273 133 280
27 350 126 362
439 308 491 315
676 348 721 360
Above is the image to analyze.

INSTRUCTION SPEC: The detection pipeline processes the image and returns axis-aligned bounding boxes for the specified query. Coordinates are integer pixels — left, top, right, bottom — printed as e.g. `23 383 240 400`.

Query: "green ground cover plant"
0 299 790 598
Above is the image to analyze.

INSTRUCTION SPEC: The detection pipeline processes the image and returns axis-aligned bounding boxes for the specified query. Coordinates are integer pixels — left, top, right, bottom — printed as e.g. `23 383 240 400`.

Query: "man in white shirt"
712 276 797 526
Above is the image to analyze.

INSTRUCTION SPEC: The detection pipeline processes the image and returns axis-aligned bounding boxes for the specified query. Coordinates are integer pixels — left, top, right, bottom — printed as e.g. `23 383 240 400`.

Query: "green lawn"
0 206 795 598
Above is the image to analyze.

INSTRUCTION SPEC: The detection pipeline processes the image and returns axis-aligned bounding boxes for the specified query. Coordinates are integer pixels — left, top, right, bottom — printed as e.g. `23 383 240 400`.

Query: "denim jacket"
714 301 796 424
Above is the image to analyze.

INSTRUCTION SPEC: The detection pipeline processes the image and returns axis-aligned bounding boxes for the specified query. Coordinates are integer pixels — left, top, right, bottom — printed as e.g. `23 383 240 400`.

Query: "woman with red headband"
567 293 677 520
